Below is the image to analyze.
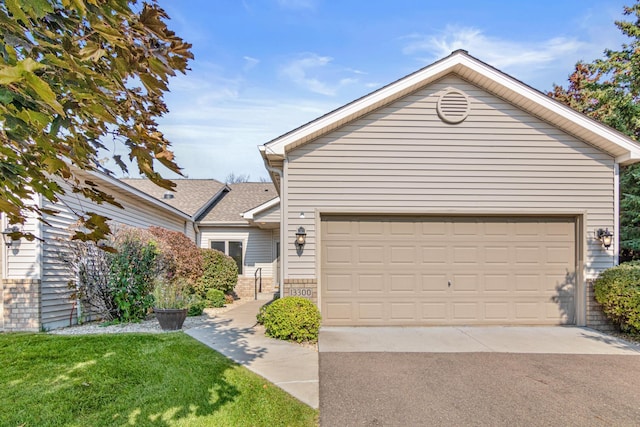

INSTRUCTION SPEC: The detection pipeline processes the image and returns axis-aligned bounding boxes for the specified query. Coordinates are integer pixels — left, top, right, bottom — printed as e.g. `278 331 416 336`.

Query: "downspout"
614 163 620 266
264 162 284 297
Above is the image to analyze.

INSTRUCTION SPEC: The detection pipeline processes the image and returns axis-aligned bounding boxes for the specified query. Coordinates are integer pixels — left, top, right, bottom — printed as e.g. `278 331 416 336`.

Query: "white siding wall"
40 185 189 330
199 226 276 278
5 194 41 280
254 204 280 223
284 75 615 279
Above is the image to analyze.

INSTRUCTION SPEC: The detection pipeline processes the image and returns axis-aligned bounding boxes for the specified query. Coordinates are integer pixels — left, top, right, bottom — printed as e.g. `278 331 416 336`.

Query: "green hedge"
594 261 640 334
256 297 321 343
195 249 238 296
206 289 226 308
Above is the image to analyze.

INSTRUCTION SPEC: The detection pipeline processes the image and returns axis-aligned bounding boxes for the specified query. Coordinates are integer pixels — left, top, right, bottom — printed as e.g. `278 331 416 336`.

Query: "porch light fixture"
295 227 306 249
2 226 20 248
595 228 613 249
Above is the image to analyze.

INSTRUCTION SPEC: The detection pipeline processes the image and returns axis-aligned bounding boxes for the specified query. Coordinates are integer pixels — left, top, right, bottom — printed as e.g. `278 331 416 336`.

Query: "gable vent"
437 89 470 124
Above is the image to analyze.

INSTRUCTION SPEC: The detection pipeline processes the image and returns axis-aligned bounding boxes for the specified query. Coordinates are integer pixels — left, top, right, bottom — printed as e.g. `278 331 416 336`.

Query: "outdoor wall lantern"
295 226 307 249
2 225 20 249
595 228 613 249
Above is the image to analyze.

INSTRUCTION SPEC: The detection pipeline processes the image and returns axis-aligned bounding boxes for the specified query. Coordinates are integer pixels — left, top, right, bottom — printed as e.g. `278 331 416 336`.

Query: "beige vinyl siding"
254 204 280 223
199 226 276 278
40 187 188 330
285 75 614 280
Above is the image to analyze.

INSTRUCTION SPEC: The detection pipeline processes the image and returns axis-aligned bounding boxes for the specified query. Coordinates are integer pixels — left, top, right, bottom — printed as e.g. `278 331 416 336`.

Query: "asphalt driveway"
319 327 640 426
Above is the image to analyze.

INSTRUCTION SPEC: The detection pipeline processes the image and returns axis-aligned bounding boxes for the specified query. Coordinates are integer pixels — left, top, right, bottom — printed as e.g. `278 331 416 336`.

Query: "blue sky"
137 0 630 181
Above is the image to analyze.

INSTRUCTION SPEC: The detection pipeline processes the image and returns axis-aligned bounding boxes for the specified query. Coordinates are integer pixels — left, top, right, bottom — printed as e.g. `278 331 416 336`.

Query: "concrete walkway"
186 299 319 408
320 325 640 354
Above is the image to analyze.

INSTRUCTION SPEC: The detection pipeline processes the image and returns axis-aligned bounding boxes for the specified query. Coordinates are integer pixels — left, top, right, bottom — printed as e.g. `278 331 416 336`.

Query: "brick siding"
2 279 41 332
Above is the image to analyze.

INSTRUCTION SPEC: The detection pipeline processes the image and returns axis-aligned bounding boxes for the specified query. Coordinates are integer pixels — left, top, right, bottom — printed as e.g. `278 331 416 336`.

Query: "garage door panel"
451 274 479 292
453 246 479 264
325 245 352 264
391 246 416 264
391 303 416 320
390 274 415 292
484 275 510 291
421 274 448 292
321 216 576 326
358 246 384 264
422 247 448 263
358 274 384 292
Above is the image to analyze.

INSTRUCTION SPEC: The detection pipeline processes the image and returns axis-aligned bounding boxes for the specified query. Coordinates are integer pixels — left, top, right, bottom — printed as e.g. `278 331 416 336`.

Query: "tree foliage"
549 1 640 256
0 0 192 242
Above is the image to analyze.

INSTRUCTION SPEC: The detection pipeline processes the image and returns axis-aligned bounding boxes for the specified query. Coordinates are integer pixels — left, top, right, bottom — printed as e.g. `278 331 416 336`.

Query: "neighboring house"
260 50 640 328
1 175 281 332
1 170 195 332
121 180 281 298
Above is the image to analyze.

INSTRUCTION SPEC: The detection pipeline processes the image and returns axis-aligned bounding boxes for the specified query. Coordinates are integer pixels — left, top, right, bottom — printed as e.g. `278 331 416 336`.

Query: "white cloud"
243 56 260 72
280 53 362 96
401 25 590 89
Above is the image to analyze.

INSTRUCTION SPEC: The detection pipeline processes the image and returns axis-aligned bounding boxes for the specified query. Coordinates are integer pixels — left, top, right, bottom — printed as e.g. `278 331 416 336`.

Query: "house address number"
289 288 313 298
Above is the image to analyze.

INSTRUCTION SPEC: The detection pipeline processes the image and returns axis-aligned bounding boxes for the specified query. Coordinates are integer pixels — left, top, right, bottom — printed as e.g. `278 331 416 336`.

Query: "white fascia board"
242 197 280 220
86 170 192 221
264 55 460 155
264 50 640 162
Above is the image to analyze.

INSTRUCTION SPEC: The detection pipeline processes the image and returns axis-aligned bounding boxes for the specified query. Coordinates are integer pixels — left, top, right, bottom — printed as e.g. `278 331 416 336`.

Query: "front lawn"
0 333 317 426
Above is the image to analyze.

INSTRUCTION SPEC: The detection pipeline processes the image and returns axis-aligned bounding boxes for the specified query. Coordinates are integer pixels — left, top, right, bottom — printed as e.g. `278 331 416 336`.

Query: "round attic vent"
437 89 470 124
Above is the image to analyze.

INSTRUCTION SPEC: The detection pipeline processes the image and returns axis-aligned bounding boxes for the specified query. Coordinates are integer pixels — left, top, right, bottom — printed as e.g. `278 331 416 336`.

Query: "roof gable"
262 50 640 167
199 182 278 224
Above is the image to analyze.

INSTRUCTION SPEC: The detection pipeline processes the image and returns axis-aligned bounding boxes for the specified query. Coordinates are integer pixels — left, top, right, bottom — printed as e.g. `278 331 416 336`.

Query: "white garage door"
321 216 576 326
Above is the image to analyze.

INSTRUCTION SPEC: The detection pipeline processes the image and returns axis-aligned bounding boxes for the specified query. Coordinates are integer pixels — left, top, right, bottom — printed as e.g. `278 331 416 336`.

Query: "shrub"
196 249 238 296
107 227 160 322
224 293 235 305
257 297 321 343
594 262 640 334
188 295 207 316
148 226 203 285
206 289 226 308
59 239 114 322
152 278 190 309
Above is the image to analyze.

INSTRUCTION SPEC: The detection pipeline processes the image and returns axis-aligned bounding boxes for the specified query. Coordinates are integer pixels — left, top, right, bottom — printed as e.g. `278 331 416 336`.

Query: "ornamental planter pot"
154 308 188 331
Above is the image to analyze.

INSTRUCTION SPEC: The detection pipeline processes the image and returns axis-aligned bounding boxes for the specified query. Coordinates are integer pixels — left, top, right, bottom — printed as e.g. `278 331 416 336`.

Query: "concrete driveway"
319 327 640 426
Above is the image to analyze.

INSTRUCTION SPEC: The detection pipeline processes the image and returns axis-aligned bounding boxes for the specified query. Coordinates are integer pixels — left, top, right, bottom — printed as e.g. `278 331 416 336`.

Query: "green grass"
0 333 317 427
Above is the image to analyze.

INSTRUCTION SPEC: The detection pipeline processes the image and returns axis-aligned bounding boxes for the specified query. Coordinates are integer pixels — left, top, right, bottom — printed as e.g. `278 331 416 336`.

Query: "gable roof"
199 182 278 224
261 50 640 176
120 178 227 218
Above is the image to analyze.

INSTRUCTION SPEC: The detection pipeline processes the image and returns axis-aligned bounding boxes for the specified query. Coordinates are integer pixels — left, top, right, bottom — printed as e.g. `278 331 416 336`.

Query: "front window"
210 240 243 274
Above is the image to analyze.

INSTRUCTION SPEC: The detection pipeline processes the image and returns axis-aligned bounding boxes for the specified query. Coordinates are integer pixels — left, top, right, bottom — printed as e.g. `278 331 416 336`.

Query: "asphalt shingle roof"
120 178 226 217
199 182 277 223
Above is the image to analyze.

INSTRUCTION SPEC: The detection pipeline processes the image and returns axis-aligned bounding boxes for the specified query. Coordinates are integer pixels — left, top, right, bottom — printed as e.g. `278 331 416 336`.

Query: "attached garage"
261 50 640 329
321 216 577 326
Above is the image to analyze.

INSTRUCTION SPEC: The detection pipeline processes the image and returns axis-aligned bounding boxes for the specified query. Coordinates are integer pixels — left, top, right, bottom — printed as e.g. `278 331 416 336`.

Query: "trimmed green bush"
195 249 238 296
594 261 640 334
257 297 321 343
206 289 226 308
107 228 160 322
188 295 207 316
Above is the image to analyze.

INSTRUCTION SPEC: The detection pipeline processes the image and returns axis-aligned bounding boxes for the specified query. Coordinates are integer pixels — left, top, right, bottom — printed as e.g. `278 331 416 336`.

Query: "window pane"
211 241 225 252
229 241 243 274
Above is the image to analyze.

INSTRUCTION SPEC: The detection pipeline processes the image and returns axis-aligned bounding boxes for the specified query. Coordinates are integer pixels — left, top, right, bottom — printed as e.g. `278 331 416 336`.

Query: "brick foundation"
234 276 275 299
585 279 616 332
283 278 318 304
2 279 41 332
